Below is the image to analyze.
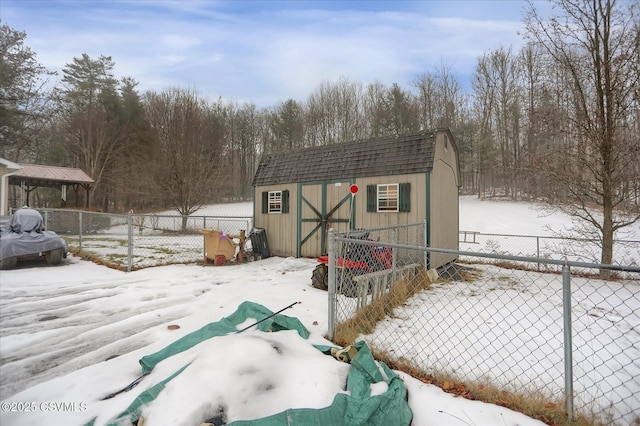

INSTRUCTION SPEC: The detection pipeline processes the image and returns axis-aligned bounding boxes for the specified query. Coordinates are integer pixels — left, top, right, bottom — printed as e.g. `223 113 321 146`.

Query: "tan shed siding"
253 183 297 257
429 131 460 268
353 174 426 230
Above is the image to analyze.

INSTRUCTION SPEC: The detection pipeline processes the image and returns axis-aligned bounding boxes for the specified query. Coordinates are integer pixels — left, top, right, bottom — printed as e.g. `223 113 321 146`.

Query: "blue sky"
3 0 544 108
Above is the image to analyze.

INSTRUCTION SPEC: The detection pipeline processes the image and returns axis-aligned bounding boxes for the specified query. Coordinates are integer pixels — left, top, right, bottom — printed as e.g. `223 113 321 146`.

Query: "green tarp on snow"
88 301 412 426
139 301 309 374
229 341 412 426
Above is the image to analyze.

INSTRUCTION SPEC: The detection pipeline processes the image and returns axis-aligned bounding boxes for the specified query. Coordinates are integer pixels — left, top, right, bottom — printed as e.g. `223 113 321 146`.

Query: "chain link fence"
460 230 640 268
328 226 640 425
36 209 252 271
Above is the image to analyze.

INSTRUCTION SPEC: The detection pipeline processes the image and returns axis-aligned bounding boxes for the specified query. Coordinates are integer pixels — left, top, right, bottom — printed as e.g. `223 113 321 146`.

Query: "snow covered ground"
0 196 638 426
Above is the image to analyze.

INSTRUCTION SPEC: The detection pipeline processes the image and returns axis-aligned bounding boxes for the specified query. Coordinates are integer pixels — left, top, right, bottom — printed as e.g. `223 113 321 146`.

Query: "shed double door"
298 180 355 257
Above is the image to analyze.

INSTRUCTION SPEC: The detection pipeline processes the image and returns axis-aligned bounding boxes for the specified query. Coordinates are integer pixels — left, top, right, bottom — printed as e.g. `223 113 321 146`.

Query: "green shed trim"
425 172 431 269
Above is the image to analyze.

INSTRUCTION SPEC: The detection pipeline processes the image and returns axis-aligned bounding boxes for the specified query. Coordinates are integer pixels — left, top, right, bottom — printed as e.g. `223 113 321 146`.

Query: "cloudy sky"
3 0 547 108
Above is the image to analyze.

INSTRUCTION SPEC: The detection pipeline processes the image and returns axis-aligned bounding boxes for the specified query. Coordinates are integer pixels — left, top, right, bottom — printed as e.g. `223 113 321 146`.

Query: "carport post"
328 228 336 340
562 261 574 421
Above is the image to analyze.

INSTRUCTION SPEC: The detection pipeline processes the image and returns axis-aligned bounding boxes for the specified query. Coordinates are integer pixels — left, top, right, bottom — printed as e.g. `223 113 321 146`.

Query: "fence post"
392 227 398 281
537 236 540 271
78 211 83 253
562 261 574 421
127 212 133 272
328 228 336 341
203 229 206 264
44 209 48 231
423 220 428 269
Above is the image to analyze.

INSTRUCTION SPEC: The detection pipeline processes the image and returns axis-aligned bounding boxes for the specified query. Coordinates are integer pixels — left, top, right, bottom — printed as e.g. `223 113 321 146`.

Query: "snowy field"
1 196 638 425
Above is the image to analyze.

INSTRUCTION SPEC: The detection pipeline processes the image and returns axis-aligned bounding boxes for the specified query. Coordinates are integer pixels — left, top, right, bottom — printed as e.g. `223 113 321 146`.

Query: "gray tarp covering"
0 208 68 261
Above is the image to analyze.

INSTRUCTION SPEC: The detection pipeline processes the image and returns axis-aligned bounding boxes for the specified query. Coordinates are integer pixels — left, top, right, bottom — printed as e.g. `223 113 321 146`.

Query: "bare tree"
434 63 465 130
519 43 541 197
472 47 524 199
414 64 465 130
414 64 474 192
471 59 498 198
304 78 366 147
226 102 262 200
144 88 225 229
525 0 640 270
360 81 384 138
306 80 340 146
413 72 438 130
333 77 366 142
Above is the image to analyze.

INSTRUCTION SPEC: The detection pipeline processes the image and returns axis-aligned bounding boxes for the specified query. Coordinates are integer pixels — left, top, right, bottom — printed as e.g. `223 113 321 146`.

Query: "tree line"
1 0 638 266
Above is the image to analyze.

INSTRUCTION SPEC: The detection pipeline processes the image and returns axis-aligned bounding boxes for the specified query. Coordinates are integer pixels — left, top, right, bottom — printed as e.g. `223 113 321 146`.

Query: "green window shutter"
399 183 411 212
282 190 290 213
366 185 376 212
261 191 268 214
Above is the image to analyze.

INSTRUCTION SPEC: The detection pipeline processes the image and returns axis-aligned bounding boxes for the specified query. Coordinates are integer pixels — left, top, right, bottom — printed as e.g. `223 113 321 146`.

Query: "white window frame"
268 191 282 214
377 183 399 212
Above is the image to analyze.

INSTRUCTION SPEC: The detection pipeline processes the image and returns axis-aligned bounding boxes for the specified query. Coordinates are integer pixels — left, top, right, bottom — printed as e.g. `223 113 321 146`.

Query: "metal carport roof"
7 163 94 208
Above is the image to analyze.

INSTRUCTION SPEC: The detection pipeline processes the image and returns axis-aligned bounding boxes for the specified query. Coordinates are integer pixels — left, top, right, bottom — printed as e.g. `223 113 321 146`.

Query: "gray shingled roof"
252 131 438 186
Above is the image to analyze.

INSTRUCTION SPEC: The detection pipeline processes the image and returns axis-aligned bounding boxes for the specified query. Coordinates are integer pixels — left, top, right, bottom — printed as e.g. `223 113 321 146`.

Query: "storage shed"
251 129 460 269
